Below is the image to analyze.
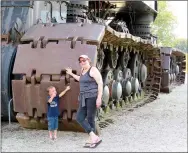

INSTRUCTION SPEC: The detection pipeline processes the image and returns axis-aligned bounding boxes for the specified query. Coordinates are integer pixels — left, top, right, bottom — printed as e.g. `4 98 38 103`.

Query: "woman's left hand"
96 97 102 108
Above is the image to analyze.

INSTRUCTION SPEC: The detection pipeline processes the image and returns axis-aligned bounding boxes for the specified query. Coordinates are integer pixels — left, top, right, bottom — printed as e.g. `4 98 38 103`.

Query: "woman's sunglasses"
79 59 87 63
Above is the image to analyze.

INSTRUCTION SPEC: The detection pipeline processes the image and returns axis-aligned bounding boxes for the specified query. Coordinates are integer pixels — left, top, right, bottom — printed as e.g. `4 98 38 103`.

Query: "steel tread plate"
13 41 97 76
21 23 105 44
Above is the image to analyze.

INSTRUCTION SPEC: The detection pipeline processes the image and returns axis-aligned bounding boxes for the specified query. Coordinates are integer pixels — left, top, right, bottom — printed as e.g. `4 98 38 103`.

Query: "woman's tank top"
79 67 98 107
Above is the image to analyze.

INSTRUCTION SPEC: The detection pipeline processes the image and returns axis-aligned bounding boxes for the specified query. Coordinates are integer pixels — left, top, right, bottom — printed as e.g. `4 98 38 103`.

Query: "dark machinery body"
160 47 186 93
1 1 186 132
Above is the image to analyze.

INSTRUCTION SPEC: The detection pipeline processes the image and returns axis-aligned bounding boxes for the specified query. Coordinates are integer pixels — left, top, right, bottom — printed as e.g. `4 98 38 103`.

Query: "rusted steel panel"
39 75 52 115
58 76 68 112
172 50 185 57
12 74 77 117
12 40 97 118
67 78 80 116
160 72 171 93
12 79 26 113
13 42 97 77
161 72 170 87
24 80 42 117
21 23 105 44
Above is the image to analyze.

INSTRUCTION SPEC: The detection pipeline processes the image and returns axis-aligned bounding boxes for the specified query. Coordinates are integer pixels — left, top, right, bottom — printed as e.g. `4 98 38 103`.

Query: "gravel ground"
1 83 187 152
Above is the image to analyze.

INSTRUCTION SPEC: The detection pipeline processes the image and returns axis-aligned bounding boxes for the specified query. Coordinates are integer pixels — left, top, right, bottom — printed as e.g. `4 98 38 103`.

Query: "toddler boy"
47 85 70 140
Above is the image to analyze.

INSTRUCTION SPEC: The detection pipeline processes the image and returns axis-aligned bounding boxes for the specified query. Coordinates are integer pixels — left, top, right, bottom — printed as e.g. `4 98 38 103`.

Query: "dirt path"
1 84 187 152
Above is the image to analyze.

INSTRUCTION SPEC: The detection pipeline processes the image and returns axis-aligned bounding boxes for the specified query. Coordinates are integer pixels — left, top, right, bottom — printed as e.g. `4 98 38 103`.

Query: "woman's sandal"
83 139 102 148
49 136 54 140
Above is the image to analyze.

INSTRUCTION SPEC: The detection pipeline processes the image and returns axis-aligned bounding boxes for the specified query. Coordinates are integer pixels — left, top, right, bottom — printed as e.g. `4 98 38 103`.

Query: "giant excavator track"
12 23 162 132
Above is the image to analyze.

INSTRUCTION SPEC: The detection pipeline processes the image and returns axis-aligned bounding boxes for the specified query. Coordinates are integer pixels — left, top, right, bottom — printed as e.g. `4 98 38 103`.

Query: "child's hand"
51 93 56 98
66 86 70 91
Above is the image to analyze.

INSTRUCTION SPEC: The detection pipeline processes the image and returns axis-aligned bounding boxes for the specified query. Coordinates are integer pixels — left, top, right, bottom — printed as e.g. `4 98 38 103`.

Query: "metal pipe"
98 0 100 22
8 98 13 125
94 1 96 18
59 1 69 20
47 1 53 20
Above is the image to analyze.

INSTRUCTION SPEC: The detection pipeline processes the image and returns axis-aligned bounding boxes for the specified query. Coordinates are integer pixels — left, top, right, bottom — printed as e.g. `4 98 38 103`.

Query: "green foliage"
151 1 177 47
173 38 187 52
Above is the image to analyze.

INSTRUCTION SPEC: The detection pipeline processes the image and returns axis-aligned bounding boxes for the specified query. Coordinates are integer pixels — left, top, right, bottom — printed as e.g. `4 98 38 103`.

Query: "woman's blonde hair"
88 58 92 65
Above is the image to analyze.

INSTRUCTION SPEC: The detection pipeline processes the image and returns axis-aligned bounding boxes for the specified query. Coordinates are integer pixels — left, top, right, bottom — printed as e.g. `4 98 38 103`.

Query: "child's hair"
47 86 55 93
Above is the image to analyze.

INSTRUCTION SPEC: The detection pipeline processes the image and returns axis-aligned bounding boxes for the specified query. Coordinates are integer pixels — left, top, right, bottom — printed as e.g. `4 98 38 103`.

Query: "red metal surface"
172 48 185 57
11 23 105 131
12 25 98 121
13 41 97 77
21 23 105 44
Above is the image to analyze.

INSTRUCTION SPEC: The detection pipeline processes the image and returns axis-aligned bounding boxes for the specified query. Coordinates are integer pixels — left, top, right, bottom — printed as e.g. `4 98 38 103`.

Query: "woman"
65 54 103 148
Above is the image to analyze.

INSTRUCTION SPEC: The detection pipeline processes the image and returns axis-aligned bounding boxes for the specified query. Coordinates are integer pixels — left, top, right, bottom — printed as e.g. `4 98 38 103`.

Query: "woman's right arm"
70 73 80 81
66 68 80 81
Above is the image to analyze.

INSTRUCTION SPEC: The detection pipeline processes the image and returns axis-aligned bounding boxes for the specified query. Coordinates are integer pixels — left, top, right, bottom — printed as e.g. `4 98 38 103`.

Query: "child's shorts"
48 117 58 131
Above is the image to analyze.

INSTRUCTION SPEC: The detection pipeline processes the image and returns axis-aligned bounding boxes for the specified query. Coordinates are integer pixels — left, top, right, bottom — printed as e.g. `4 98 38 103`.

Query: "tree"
173 38 187 52
151 1 177 47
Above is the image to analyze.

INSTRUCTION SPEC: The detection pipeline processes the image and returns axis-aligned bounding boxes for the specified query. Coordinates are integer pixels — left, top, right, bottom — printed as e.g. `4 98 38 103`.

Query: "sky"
168 1 187 39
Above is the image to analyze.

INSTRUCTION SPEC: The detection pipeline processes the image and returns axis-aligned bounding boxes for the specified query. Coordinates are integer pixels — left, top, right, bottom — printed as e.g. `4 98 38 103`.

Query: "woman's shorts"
48 117 58 131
